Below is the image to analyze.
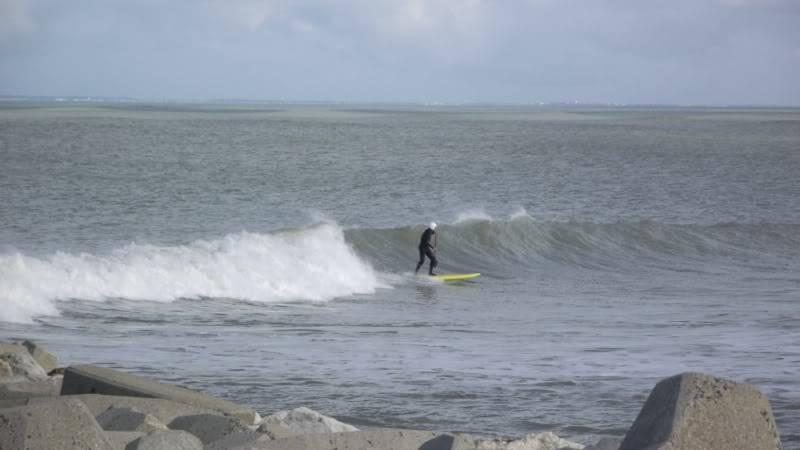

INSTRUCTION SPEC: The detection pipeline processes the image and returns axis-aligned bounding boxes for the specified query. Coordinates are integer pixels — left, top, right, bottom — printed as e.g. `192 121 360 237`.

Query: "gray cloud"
0 0 798 104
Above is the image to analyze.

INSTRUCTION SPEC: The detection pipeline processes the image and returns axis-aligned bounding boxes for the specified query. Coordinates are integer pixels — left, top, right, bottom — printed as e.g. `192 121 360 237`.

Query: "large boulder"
105 431 146 450
215 429 460 450
257 406 359 435
0 377 62 399
0 350 48 381
0 397 112 449
126 430 203 450
21 339 60 373
620 372 783 450
32 393 222 424
205 431 265 450
61 365 257 423
168 413 249 444
96 406 169 433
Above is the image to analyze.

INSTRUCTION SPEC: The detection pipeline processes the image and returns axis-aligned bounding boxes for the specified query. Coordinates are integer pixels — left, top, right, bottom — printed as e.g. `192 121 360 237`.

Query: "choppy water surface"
1 104 799 446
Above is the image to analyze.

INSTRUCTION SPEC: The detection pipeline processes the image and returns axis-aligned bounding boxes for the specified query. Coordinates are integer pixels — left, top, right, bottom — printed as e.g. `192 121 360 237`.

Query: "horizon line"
1 94 799 109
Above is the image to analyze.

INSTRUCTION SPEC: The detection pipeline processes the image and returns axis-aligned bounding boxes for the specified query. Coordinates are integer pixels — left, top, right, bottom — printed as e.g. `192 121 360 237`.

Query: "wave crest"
0 224 382 323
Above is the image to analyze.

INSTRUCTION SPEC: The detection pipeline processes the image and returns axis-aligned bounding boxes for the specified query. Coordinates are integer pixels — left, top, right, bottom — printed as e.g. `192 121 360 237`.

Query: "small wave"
0 223 384 324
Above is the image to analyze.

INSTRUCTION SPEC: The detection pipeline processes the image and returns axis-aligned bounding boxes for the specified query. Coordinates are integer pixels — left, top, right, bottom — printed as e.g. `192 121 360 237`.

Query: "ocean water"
1 104 799 446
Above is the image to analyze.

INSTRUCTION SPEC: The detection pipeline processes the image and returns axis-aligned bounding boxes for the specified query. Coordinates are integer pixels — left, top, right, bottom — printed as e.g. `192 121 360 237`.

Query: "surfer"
415 222 438 275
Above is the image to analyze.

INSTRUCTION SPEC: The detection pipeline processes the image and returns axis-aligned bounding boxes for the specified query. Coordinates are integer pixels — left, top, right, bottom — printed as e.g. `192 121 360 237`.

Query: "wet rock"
126 430 203 450
168 413 249 444
0 397 112 449
96 406 169 433
620 372 783 450
257 406 359 435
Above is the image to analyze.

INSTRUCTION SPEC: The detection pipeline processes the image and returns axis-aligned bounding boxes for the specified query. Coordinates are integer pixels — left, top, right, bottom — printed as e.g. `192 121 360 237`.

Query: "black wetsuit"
415 228 438 275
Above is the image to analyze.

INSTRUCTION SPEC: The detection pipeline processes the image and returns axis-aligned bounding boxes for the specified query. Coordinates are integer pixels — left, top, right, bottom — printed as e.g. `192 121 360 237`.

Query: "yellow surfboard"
429 273 481 282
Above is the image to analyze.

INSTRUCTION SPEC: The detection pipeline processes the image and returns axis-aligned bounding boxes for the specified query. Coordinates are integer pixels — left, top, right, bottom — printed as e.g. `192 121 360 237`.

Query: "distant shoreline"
1 95 798 109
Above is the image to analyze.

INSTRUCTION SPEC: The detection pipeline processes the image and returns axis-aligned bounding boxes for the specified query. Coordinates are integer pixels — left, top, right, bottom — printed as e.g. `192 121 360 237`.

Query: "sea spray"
0 223 384 324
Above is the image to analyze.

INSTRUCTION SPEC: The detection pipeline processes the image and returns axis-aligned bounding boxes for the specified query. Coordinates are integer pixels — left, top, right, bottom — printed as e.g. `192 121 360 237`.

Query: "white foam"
0 224 385 324
453 209 493 223
510 207 531 220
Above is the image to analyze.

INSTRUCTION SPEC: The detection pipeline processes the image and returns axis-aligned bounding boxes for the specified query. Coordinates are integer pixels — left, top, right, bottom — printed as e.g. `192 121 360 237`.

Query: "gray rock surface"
0 397 112 450
33 393 222 424
205 431 266 450
62 364 257 423
126 430 204 450
106 431 146 450
583 437 622 450
257 406 359 436
21 339 60 373
619 372 783 450
0 350 48 381
220 429 459 450
0 343 27 355
0 397 31 408
96 406 169 433
0 359 12 378
168 413 249 444
453 432 585 450
0 377 62 399
257 421 296 440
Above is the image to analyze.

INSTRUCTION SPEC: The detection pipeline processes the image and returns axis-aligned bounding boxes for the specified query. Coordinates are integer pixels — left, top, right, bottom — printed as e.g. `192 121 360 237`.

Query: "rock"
168 413 249 444
0 378 61 399
619 372 783 450
0 398 31 409
0 350 48 381
30 393 222 424
105 431 146 450
96 406 169 433
0 397 112 449
61 364 257 423
21 339 60 373
126 430 203 450
218 429 459 450
205 431 264 450
583 437 622 450
257 421 296 440
0 343 27 355
457 432 585 450
257 406 359 435
0 359 12 378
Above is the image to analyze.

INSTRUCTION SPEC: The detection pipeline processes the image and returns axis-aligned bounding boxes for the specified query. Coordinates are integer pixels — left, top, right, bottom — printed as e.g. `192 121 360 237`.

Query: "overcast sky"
1 0 798 105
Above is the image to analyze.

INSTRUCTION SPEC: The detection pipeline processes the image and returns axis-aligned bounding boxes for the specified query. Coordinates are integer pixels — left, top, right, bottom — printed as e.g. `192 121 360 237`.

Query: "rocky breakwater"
0 339 785 450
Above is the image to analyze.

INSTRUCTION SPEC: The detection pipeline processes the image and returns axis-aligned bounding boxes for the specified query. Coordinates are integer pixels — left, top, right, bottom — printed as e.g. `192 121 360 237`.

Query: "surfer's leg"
415 248 425 273
427 250 438 275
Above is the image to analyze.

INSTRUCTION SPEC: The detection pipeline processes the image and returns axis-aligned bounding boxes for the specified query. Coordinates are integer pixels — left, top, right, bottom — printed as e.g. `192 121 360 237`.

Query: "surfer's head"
429 222 437 230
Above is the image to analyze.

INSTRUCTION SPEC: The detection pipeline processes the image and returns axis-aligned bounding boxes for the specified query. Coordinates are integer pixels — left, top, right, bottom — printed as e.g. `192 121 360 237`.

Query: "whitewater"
1 104 799 447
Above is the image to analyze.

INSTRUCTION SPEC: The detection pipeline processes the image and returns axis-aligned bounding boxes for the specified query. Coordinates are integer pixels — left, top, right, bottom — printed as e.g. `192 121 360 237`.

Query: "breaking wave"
0 223 383 323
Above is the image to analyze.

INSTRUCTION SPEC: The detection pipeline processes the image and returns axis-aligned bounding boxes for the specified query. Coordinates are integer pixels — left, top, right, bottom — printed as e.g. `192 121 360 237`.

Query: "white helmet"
429 222 437 230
